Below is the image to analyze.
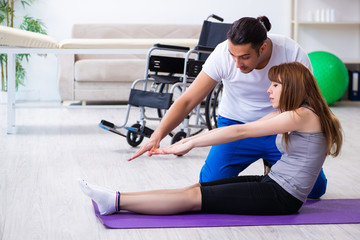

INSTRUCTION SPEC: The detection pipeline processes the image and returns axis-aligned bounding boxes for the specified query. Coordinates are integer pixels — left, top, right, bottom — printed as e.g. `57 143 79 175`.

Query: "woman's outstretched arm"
156 110 307 156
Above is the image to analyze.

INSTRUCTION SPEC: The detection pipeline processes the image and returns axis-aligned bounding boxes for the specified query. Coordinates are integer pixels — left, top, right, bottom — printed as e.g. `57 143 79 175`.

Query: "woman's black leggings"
200 175 303 215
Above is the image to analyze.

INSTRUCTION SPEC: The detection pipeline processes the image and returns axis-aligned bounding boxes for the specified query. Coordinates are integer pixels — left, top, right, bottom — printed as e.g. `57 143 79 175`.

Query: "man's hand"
127 138 160 161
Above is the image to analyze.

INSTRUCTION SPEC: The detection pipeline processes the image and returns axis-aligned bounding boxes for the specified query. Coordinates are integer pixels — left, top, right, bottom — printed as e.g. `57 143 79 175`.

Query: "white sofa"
57 24 201 102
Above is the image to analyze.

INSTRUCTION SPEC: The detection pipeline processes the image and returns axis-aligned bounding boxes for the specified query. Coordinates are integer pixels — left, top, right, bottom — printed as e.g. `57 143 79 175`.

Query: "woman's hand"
150 139 194 156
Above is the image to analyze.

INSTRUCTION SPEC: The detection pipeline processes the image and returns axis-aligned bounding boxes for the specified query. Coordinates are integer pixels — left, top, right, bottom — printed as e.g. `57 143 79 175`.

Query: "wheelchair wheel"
126 123 144 147
205 82 223 130
171 131 187 144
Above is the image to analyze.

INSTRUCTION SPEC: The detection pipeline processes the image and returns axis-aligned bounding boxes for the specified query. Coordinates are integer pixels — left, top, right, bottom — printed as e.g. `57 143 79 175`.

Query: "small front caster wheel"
171 131 187 144
126 123 144 147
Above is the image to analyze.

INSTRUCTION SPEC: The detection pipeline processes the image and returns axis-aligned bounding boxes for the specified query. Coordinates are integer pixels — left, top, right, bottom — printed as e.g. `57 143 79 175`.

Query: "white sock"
77 178 119 215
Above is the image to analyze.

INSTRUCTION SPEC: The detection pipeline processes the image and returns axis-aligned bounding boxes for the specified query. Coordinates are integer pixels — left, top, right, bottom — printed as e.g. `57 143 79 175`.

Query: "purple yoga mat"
92 199 360 229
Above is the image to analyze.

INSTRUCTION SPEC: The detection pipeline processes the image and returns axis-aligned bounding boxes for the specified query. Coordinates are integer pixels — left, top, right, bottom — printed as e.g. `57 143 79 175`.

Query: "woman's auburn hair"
268 62 343 157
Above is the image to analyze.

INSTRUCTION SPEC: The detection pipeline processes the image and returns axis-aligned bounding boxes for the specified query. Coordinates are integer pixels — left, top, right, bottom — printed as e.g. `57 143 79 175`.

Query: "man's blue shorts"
199 115 327 199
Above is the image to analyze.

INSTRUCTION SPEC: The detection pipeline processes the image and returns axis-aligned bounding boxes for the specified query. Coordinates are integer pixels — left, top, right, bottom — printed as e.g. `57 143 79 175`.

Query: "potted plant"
0 0 47 100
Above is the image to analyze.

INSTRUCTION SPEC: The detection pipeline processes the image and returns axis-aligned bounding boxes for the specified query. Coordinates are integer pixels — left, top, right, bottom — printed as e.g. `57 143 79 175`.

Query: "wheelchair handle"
207 14 224 22
194 45 215 52
153 43 190 52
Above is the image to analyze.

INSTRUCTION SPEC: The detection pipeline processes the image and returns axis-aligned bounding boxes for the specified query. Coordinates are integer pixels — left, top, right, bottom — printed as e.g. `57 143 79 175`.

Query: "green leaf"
21 1 32 9
16 57 26 89
20 15 47 34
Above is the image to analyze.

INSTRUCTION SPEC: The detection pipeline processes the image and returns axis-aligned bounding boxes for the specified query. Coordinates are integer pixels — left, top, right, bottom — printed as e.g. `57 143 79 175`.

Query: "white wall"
15 0 291 101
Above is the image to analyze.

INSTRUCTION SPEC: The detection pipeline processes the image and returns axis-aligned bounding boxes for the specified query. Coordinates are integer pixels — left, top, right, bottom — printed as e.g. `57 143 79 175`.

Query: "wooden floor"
0 101 360 240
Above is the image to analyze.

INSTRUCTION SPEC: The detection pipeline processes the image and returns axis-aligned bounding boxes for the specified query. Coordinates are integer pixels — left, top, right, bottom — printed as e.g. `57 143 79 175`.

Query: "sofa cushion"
74 81 133 101
74 59 145 82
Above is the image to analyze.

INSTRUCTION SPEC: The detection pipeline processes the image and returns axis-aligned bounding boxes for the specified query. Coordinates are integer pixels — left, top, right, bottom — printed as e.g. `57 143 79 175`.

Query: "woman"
79 62 342 216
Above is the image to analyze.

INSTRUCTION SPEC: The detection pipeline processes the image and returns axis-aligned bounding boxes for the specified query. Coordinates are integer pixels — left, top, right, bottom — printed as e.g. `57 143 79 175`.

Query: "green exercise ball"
308 51 349 105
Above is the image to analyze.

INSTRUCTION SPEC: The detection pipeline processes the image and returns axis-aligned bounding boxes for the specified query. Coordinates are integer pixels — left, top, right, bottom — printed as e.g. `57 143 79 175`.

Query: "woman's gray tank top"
268 131 327 202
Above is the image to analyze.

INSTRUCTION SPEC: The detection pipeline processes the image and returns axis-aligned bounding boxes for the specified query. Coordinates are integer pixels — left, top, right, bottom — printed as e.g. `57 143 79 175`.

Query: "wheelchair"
99 14 230 147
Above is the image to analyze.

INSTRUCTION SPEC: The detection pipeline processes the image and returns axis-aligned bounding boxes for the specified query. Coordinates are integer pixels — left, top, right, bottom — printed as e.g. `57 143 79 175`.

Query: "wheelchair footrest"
128 89 173 110
99 120 126 137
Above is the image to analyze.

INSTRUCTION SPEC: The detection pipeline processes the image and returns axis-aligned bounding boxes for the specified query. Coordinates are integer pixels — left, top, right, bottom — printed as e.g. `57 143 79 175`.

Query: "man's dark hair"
227 16 271 52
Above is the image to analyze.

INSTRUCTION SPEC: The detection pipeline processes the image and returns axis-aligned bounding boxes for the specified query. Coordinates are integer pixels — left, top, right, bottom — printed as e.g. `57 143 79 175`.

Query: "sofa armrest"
57 54 75 101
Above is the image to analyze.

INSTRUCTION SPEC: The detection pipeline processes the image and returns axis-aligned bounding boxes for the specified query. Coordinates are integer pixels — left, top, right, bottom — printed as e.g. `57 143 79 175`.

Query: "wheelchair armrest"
153 43 190 52
194 45 215 52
